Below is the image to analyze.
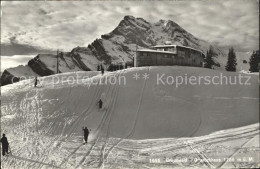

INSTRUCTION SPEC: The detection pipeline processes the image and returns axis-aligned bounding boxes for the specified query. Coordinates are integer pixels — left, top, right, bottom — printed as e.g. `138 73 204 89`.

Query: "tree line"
204 46 259 72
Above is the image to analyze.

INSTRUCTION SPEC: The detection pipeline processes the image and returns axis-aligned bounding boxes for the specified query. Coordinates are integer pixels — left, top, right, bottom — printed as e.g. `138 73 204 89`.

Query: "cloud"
1 55 35 72
1 37 55 56
1 0 259 55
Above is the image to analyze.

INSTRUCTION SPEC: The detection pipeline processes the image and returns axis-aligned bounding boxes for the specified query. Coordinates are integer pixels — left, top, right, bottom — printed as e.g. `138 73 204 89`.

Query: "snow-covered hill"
0 52 93 86
1 15 230 86
1 66 259 168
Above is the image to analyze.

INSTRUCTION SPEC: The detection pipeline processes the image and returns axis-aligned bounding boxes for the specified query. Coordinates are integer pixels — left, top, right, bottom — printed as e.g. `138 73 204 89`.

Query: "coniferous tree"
249 50 259 72
204 46 214 69
113 64 116 71
225 47 237 71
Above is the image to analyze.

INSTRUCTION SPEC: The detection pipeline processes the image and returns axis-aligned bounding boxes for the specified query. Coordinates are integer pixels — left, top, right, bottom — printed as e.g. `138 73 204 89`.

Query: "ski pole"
82 127 84 142
38 80 42 87
8 144 12 155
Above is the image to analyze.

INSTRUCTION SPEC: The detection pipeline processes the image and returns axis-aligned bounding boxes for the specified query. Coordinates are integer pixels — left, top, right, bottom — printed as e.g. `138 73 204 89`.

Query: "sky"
1 0 259 71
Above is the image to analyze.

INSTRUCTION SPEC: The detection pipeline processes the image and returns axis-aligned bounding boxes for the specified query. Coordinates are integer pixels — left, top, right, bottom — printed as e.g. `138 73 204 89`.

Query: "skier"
97 64 100 71
101 65 104 75
82 127 90 143
34 76 39 87
0 134 9 156
96 99 103 110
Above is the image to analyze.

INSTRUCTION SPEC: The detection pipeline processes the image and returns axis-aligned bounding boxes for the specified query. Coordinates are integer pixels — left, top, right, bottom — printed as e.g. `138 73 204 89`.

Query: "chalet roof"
137 49 175 54
152 44 204 54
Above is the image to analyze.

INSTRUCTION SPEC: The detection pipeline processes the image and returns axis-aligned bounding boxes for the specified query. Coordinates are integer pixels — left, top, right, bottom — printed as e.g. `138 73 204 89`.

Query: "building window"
186 49 191 58
168 47 177 54
178 51 185 58
164 54 171 58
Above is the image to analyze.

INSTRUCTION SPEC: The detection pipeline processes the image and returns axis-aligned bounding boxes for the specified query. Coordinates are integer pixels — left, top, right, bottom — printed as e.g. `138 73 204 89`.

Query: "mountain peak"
123 15 135 21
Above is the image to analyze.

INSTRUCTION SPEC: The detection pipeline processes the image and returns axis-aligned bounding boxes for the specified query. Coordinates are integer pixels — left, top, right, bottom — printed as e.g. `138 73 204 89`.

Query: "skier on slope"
100 64 104 75
97 99 103 110
34 76 40 87
0 134 9 156
82 127 90 143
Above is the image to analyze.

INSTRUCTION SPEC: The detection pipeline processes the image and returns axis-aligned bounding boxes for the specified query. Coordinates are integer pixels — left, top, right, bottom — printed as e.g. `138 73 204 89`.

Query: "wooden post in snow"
57 49 59 74
135 35 138 67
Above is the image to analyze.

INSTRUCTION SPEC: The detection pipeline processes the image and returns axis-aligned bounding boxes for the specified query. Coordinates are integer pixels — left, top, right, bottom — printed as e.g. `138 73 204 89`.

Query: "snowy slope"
2 123 258 169
236 51 252 71
1 67 258 138
5 65 37 78
0 65 38 86
1 67 259 168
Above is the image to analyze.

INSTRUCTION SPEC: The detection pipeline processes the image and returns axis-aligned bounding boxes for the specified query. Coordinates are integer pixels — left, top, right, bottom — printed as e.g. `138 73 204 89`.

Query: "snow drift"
1 67 259 140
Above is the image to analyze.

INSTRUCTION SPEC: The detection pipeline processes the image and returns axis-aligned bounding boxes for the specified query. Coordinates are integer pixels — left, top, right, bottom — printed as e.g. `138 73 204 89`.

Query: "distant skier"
82 127 90 143
0 134 9 156
101 65 104 75
34 76 40 87
97 64 100 71
97 99 103 109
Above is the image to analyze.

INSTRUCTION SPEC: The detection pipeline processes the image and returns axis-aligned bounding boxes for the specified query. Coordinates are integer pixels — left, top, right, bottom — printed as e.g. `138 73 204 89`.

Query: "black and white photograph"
0 0 259 168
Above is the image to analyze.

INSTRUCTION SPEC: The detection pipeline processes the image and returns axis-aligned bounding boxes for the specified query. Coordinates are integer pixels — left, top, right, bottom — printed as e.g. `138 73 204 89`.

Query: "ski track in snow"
97 67 151 168
138 126 259 154
105 67 150 155
59 76 104 167
217 135 257 168
75 70 124 168
57 70 127 168
31 87 73 169
95 71 125 168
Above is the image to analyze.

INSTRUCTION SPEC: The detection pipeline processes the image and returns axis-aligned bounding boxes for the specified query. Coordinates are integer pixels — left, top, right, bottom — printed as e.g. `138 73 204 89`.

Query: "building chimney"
164 41 172 45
